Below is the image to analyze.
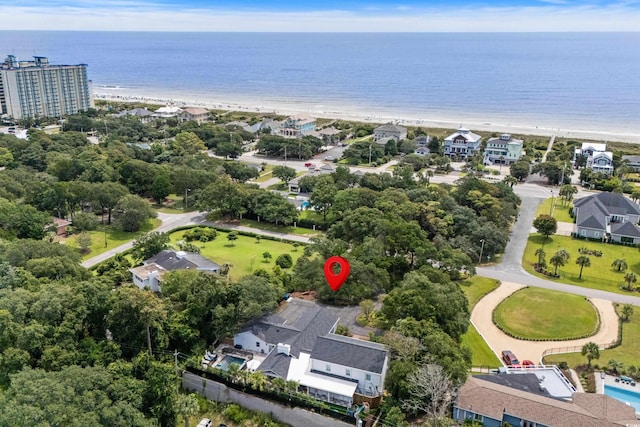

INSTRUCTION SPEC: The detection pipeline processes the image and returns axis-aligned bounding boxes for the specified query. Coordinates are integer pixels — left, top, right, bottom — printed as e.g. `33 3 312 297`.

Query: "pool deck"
596 372 639 394
596 372 640 417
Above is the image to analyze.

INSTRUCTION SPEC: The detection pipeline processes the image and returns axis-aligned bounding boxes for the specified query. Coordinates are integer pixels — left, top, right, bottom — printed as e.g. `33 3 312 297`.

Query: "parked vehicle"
197 419 212 427
501 350 520 366
522 360 535 367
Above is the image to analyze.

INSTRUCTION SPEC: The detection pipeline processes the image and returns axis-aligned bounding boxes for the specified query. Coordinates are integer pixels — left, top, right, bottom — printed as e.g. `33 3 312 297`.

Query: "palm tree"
502 175 517 188
549 249 570 275
175 393 200 427
624 271 637 291
248 371 268 391
226 363 241 383
612 258 628 272
581 342 600 367
535 248 546 268
608 359 625 375
271 377 287 394
576 255 591 279
621 303 634 321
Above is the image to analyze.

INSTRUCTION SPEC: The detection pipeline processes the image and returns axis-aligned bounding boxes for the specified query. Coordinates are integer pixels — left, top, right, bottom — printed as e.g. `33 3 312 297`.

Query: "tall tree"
533 214 557 242
401 363 453 422
310 175 338 223
576 255 591 279
175 393 200 427
581 342 600 367
113 194 156 232
272 165 297 185
549 249 570 275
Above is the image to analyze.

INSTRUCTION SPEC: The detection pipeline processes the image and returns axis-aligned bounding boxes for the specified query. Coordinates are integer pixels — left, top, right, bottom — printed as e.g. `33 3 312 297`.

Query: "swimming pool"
604 385 640 412
215 355 246 371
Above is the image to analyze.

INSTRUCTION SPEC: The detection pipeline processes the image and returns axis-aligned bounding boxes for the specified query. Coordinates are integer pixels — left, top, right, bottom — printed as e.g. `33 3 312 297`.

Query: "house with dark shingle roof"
573 192 640 244
129 250 220 292
454 376 636 426
233 298 389 407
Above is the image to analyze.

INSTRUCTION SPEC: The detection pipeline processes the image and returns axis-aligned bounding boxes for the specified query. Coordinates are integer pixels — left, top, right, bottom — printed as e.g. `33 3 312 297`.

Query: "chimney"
276 343 291 356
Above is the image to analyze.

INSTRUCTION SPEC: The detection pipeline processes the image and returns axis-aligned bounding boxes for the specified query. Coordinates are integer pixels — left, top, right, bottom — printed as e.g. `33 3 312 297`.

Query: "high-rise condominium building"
0 55 93 120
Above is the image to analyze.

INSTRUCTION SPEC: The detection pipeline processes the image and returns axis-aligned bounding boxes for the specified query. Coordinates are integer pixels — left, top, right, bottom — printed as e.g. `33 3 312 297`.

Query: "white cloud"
1 4 640 31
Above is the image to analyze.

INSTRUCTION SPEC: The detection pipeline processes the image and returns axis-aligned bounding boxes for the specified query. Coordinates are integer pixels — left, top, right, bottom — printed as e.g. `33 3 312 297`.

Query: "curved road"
479 195 640 306
81 211 312 268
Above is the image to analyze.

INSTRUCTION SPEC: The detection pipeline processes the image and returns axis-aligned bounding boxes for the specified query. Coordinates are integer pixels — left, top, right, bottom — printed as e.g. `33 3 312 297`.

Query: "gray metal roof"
579 215 606 230
374 124 407 133
611 221 640 238
575 192 640 232
311 334 388 374
144 250 220 271
258 351 292 378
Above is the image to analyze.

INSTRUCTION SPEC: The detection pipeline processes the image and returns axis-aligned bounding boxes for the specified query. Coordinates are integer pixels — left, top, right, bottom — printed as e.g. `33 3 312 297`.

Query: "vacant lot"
169 228 302 281
535 197 574 223
494 287 598 340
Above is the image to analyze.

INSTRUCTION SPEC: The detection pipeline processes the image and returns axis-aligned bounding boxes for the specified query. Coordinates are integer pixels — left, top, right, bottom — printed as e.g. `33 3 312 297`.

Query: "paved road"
82 212 312 268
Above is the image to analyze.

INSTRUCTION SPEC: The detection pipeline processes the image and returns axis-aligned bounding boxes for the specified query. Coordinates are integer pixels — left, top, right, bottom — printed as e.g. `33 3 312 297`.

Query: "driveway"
471 281 619 363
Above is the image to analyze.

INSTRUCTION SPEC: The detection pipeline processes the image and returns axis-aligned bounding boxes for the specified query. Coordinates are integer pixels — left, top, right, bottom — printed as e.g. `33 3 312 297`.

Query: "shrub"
183 227 217 242
275 253 293 269
223 404 249 423
72 212 99 231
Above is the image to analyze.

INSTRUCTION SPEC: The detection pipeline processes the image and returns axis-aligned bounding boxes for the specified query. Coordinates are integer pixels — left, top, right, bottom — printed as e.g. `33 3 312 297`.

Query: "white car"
197 418 212 427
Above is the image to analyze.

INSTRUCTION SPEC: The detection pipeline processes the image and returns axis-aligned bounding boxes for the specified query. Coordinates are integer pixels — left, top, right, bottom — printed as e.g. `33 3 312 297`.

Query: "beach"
94 89 640 144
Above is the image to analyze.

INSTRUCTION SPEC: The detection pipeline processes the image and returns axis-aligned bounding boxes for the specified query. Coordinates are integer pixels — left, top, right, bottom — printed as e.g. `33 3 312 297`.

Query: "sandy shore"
94 90 640 144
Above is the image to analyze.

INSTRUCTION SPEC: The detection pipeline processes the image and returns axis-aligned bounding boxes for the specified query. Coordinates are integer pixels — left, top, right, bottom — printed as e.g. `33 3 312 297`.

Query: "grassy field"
494 287 599 340
535 197 574 223
66 218 161 260
523 234 640 295
238 218 321 236
459 276 502 367
544 304 640 370
169 228 302 281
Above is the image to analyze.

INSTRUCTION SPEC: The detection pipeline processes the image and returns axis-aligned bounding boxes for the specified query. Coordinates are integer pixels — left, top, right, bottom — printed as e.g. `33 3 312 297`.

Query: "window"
256 342 260 348
581 230 586 236
473 413 483 422
326 364 331 372
345 369 351 377
594 232 600 238
365 373 371 381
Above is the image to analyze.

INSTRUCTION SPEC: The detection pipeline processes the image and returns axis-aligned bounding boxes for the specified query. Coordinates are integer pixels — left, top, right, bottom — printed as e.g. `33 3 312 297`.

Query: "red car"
522 360 535 367
304 162 314 167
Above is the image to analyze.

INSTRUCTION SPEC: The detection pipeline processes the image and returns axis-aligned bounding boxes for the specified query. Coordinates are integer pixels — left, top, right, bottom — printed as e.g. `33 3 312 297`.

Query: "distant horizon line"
1 30 640 33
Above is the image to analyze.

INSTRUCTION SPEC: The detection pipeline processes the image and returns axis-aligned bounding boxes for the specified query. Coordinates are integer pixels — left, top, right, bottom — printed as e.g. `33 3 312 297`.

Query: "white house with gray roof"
374 123 407 143
234 298 389 407
444 127 482 159
573 192 640 244
130 250 220 292
575 142 614 175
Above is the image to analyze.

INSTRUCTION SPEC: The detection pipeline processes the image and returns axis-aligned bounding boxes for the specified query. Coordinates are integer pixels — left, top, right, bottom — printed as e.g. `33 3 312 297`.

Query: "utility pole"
174 349 179 376
479 239 485 263
369 143 372 167
184 188 191 210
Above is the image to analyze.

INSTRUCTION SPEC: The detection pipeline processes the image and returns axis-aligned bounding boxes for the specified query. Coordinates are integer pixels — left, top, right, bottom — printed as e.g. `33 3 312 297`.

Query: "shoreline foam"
94 89 640 144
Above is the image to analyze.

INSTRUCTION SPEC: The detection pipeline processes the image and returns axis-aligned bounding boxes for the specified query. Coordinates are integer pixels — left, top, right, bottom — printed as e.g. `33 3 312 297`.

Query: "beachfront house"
443 127 482 159
454 376 636 426
483 134 524 166
277 113 316 138
233 298 389 407
573 192 640 244
415 135 431 147
179 107 210 124
129 250 220 292
575 142 614 175
622 155 640 172
114 107 155 124
153 106 183 119
373 124 407 143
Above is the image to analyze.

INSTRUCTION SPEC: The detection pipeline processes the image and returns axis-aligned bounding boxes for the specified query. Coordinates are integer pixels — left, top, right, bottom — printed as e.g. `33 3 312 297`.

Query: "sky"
2 0 640 31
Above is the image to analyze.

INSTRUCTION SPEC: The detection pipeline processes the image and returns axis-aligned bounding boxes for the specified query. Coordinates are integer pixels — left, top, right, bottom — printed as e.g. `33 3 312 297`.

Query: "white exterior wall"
234 331 269 354
132 274 161 292
309 358 383 394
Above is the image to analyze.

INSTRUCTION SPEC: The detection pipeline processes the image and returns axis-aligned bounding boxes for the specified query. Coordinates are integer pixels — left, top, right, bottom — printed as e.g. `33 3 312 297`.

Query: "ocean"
1 31 639 138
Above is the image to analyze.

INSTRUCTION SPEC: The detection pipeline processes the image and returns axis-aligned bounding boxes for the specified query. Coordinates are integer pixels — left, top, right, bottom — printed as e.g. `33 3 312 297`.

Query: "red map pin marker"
324 256 350 292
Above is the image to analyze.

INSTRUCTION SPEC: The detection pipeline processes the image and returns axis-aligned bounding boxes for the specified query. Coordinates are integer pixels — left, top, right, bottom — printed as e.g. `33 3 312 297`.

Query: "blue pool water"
215 355 246 371
604 385 640 412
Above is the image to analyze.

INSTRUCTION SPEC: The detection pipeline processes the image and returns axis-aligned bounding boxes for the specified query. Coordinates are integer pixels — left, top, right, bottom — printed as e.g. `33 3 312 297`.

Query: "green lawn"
494 287 598 340
169 228 302 281
238 218 321 236
544 304 640 370
254 164 274 183
535 197 574 223
154 193 199 214
523 234 640 295
459 276 502 367
459 276 500 308
66 218 161 260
